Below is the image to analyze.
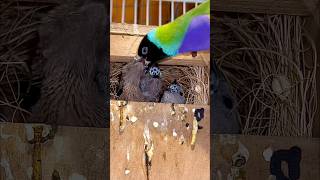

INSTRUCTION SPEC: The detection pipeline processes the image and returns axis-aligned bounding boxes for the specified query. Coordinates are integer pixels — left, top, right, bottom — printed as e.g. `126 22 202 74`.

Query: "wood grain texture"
1 122 319 179
0 123 108 180
110 100 210 180
212 135 320 179
213 0 319 16
111 23 156 35
110 34 210 66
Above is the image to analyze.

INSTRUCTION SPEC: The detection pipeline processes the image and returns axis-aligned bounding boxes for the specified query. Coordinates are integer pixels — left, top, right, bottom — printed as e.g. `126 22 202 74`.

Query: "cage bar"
159 0 162 25
110 0 113 22
134 0 138 24
171 0 174 22
121 0 126 23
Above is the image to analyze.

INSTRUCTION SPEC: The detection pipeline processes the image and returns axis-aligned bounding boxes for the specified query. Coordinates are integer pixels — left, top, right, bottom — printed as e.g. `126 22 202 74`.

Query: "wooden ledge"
213 0 319 16
111 23 156 36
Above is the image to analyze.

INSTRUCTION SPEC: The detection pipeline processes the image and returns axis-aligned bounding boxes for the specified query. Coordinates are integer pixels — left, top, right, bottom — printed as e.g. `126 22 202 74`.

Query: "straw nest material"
0 1 51 122
213 14 318 136
110 62 210 105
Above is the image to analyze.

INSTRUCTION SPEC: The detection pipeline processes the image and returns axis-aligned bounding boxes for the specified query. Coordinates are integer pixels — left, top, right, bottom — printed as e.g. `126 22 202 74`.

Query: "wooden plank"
2 121 319 179
112 0 125 23
110 34 210 66
213 0 319 16
138 0 147 25
111 23 156 35
110 100 210 180
212 135 320 179
0 123 108 180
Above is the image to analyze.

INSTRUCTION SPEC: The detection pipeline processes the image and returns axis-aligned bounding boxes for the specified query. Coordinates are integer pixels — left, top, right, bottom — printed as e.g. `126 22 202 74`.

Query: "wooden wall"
0 123 108 180
110 100 211 180
1 122 319 179
212 135 320 179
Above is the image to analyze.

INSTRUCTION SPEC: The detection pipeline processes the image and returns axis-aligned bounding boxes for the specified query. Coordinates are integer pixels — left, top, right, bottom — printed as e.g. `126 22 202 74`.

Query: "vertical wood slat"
183 0 186 14
121 0 126 23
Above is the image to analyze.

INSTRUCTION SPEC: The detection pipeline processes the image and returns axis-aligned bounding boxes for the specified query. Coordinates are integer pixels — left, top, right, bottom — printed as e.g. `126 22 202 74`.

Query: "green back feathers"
147 0 210 56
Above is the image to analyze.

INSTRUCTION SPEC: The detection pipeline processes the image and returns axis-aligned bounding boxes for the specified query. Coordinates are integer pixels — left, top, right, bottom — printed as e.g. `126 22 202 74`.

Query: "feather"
120 61 162 102
160 91 186 104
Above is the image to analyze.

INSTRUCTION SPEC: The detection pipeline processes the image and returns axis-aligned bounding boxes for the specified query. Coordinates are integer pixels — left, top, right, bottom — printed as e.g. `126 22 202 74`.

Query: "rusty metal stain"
117 101 128 133
190 118 198 150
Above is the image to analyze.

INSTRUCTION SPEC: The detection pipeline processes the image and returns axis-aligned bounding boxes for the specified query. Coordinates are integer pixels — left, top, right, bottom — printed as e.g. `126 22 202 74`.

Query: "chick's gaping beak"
134 55 146 64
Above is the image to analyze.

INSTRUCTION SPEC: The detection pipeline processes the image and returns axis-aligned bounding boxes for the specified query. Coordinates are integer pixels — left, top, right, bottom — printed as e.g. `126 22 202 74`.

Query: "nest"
110 62 210 105
0 1 52 122
213 14 318 136
0 1 108 127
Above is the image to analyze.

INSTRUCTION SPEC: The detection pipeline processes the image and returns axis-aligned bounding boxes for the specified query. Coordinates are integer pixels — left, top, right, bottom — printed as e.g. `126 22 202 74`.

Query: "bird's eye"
169 84 182 94
149 67 160 77
142 47 148 55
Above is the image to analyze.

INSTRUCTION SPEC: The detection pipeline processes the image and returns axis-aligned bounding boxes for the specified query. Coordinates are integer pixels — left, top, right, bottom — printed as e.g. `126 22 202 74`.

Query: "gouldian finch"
137 0 210 65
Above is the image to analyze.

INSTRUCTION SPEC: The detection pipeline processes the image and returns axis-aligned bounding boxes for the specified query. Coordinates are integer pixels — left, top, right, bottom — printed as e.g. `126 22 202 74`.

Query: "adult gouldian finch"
137 0 210 66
